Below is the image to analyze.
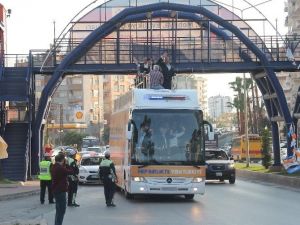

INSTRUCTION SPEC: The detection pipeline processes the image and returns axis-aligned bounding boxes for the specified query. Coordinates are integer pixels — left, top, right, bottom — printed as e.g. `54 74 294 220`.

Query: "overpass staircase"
0 66 32 181
1 123 30 181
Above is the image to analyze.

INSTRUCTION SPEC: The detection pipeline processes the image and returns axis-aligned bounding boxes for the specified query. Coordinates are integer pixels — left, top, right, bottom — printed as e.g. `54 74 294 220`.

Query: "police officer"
38 153 54 204
99 151 118 207
67 149 80 207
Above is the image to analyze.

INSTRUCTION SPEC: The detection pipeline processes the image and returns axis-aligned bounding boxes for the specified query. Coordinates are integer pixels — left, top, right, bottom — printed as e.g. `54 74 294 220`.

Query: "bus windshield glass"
82 138 100 149
131 109 204 166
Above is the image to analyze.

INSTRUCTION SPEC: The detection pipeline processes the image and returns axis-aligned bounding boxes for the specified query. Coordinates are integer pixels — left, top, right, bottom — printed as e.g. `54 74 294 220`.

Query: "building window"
36 80 42 87
93 90 99 97
59 92 67 97
114 85 119 91
119 76 124 82
72 78 82 84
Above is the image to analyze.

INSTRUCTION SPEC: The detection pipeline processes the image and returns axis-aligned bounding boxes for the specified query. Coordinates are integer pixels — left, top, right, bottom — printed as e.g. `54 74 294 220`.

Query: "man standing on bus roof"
99 151 118 207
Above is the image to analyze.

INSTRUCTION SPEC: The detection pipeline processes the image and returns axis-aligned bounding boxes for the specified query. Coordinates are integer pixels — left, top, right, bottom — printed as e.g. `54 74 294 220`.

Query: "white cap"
104 150 110 158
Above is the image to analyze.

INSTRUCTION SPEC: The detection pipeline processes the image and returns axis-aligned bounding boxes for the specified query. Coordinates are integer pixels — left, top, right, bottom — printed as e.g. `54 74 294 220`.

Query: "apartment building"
282 0 300 112
36 74 104 143
173 74 208 115
103 75 135 125
208 95 232 120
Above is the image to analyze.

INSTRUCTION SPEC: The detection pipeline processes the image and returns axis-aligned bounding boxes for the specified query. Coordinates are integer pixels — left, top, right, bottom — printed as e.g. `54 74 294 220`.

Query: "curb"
236 169 300 189
0 189 40 202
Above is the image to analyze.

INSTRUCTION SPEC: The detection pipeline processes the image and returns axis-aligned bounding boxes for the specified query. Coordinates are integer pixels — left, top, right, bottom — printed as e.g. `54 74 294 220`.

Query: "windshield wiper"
137 159 162 168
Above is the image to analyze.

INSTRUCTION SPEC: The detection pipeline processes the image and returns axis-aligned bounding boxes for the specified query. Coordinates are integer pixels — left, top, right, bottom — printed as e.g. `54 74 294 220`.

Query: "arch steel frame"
32 2 292 173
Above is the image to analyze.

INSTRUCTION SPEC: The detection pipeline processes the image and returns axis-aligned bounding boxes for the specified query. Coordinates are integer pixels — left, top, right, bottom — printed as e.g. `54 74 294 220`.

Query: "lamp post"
244 73 250 167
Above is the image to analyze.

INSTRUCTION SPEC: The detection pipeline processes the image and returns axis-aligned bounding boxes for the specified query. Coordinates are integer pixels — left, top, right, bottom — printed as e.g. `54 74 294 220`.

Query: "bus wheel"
125 187 134 199
219 178 224 182
229 177 236 184
185 194 194 200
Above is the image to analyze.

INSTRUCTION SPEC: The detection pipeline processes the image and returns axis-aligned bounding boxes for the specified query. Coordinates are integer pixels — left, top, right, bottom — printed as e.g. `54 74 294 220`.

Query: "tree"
62 131 87 150
229 77 245 134
261 127 272 169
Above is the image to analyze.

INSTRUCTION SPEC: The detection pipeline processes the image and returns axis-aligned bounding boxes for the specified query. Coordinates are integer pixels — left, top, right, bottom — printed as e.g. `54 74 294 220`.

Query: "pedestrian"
67 149 80 207
149 65 164 89
51 153 74 225
99 151 118 207
38 153 54 204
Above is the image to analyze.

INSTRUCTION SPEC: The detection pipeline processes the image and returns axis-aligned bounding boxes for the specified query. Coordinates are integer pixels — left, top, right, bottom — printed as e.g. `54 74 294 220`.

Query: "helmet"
104 150 110 158
67 149 77 157
44 152 51 157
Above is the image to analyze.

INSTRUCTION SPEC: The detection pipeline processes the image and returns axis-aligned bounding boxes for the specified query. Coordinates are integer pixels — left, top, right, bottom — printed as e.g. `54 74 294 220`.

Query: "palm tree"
229 77 245 135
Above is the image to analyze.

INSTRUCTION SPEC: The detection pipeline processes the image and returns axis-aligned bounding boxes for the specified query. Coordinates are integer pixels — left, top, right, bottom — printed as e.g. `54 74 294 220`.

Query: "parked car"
78 155 103 184
205 149 236 184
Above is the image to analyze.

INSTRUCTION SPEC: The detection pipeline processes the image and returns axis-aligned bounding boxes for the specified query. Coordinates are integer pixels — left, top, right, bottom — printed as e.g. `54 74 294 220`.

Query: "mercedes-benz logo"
166 178 173 183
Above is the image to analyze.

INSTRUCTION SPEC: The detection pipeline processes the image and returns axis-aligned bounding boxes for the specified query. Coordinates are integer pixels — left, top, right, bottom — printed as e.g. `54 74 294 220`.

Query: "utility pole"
59 104 63 146
244 73 250 167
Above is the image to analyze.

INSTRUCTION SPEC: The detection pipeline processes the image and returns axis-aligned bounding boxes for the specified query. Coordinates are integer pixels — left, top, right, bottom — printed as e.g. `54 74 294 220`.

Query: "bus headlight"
192 178 203 183
132 177 145 182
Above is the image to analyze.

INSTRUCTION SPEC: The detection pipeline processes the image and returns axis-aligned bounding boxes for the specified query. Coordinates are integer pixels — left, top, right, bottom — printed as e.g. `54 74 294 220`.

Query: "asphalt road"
0 179 299 225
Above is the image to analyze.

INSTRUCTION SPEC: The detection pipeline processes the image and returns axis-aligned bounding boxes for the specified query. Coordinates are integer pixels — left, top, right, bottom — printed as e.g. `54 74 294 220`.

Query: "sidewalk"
0 180 40 201
236 169 300 190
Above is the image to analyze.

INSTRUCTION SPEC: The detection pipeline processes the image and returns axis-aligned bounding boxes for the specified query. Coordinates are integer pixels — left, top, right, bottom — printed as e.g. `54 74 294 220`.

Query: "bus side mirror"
126 122 133 140
208 131 214 141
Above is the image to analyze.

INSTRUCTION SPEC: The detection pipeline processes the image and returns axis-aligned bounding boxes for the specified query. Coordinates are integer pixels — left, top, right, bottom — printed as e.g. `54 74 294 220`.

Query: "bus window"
131 109 204 165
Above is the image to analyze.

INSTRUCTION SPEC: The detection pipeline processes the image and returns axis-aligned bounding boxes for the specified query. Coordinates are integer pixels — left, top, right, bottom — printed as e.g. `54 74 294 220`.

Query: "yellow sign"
75 111 83 119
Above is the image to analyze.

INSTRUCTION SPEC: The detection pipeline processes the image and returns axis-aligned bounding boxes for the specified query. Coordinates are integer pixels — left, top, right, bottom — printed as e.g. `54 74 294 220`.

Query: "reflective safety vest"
100 159 113 167
38 160 52 180
99 159 115 181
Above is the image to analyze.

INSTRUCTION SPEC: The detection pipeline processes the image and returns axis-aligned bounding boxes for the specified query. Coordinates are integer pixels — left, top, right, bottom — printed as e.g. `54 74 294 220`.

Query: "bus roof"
113 89 201 112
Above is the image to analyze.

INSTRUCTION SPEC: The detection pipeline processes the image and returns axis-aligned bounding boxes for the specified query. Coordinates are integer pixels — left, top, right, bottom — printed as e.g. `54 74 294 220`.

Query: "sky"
0 0 288 97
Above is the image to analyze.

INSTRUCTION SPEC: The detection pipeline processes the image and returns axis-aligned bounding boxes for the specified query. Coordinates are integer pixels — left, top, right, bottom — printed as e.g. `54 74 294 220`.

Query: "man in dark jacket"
51 153 74 225
99 151 118 207
157 52 175 89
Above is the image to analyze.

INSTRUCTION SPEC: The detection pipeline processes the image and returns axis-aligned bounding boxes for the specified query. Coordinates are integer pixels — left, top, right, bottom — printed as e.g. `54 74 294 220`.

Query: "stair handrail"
0 54 4 81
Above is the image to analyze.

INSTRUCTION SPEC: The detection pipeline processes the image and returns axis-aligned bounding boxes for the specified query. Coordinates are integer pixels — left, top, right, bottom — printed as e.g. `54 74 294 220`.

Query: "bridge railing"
31 34 300 68
3 35 300 70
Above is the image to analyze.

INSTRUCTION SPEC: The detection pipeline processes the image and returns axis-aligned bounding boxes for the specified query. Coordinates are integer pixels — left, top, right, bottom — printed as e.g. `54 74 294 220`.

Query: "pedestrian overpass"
1 0 300 180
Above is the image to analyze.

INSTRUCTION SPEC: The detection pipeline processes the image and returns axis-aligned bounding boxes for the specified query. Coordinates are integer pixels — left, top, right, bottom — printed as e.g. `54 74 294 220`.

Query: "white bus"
110 89 213 199
81 136 100 151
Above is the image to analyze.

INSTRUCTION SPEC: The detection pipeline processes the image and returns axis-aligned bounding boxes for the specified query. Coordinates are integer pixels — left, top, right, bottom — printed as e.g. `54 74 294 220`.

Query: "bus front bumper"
129 179 205 195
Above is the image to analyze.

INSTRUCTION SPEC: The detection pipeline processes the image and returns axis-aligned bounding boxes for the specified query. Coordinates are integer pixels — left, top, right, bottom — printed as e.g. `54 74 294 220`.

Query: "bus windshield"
82 138 100 148
131 109 204 166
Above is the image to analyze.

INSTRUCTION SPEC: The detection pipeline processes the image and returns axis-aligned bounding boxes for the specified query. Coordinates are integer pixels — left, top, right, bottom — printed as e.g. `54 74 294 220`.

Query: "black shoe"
41 202 44 205
110 203 116 207
73 203 80 207
68 203 74 207
49 201 55 204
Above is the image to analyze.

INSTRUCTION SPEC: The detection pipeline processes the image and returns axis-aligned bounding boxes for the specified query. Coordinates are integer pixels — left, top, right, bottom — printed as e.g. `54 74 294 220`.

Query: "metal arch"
32 2 292 173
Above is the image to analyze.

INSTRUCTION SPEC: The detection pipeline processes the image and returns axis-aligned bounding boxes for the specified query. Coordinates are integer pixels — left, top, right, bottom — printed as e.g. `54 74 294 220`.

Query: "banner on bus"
131 165 205 177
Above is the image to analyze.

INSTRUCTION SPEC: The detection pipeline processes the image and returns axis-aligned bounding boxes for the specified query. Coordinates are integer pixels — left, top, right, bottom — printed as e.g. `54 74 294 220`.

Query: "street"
0 179 299 225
